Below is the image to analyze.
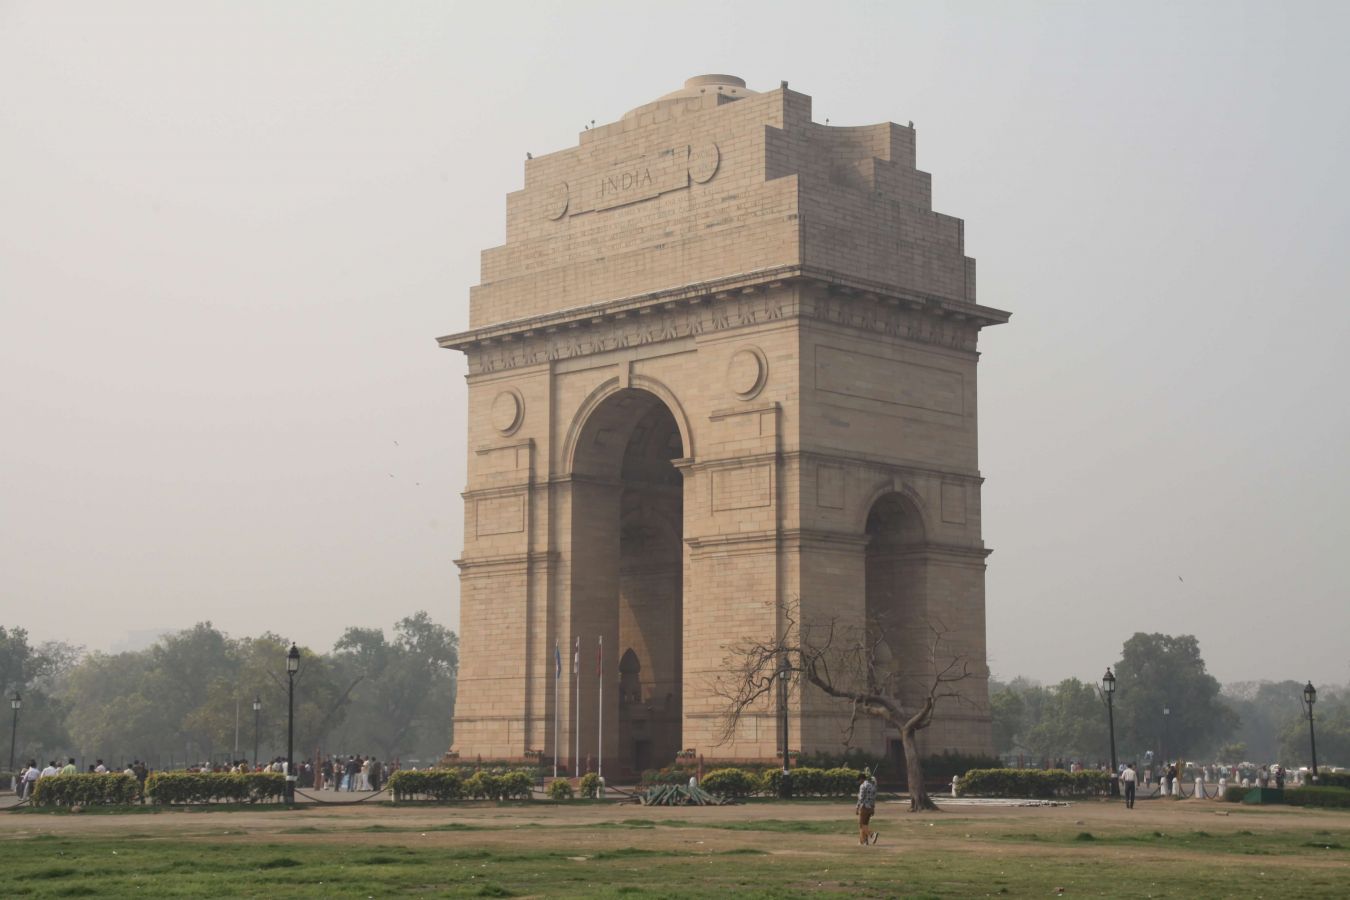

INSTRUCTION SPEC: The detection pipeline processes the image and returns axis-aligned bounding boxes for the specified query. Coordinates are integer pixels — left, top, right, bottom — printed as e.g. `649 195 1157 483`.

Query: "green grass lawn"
1 809 1347 897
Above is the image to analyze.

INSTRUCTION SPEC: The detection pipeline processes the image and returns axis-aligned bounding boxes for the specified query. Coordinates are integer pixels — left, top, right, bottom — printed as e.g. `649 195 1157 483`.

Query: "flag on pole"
597 634 603 676
555 642 562 680
573 636 580 675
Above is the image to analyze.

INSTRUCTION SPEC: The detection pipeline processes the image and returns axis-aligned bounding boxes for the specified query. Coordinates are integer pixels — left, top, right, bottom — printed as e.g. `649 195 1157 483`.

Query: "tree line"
991 632 1348 768
1 613 457 770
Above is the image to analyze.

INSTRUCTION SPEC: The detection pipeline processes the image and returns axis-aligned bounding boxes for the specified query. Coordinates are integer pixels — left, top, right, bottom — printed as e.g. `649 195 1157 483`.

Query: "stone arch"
562 374 694 477
566 383 686 775
862 490 929 699
857 477 930 540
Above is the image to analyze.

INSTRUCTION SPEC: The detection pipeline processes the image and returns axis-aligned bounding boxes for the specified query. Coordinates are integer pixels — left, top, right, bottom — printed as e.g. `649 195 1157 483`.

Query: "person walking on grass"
1121 761 1137 809
856 770 878 845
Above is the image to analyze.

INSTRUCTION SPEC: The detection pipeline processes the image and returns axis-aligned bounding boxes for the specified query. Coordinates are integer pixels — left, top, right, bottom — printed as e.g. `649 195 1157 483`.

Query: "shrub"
701 768 758 799
638 765 696 786
578 772 603 799
824 767 865 797
498 770 534 799
388 769 464 801
1222 785 1248 803
796 748 884 773
760 768 788 797
1315 772 1350 790
956 768 1110 799
1285 787 1350 809
547 778 574 800
463 771 499 799
761 766 862 797
32 774 139 807
921 751 1002 781
144 772 285 805
789 767 825 796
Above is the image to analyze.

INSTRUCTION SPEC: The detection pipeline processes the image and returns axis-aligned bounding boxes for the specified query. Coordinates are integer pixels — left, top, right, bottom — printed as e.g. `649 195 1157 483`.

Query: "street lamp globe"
1102 668 1116 695
9 692 19 711
286 644 300 674
1304 681 1316 707
252 696 262 713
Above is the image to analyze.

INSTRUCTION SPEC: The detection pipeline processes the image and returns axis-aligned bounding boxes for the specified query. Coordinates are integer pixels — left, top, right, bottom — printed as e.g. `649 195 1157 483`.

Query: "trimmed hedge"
701 768 759 798
1315 772 1350 789
1285 786 1350 809
957 768 1111 798
388 769 465 801
463 770 534 800
32 774 139 807
388 768 536 802
145 772 286 805
760 766 864 797
1222 785 1247 803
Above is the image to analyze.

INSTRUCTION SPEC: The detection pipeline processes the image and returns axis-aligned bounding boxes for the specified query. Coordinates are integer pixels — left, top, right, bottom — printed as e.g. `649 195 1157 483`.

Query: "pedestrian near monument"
20 760 38 800
856 770 878 845
1120 761 1137 809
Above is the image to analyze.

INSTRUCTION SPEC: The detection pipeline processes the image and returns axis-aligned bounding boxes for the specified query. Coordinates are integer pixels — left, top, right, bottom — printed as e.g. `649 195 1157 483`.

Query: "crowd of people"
14 757 150 800
11 753 397 799
184 754 395 791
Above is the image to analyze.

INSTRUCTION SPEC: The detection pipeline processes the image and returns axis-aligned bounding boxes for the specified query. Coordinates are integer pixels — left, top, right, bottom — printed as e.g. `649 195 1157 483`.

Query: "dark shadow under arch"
570 388 684 774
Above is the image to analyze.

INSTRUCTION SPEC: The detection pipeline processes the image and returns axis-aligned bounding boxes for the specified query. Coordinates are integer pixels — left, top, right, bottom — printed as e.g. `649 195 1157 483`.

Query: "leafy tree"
0 627 78 763
1021 678 1109 763
327 612 458 762
1112 633 1237 760
1220 680 1306 763
989 685 1024 755
1279 688 1350 771
61 651 160 764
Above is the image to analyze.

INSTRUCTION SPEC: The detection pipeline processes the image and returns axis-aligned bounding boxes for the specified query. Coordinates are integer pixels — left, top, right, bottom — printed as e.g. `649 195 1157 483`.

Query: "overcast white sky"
3 1 1347 687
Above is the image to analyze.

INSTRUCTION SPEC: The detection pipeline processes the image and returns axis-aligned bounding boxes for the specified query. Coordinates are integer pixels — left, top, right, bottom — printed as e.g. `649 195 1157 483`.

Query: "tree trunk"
900 723 940 812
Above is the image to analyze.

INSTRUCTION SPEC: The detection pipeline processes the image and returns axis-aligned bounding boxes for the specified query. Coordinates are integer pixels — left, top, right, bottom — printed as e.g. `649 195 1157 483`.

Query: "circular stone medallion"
491 390 523 435
727 347 767 399
689 143 720 184
545 182 569 220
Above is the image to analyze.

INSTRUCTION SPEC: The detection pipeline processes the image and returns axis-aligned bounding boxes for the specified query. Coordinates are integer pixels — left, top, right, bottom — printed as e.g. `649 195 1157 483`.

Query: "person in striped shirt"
856 770 878 845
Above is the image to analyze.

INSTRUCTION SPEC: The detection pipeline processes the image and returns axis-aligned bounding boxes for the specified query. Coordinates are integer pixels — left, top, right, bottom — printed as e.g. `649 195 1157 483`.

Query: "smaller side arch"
857 477 930 540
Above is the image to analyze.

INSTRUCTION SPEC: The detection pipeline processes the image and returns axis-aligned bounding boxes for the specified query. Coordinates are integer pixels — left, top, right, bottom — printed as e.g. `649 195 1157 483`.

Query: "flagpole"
597 635 604 781
574 636 581 776
553 641 559 779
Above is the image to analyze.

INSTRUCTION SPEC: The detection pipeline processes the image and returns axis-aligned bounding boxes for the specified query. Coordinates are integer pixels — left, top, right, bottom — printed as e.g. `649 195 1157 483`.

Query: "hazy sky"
3 1 1347 687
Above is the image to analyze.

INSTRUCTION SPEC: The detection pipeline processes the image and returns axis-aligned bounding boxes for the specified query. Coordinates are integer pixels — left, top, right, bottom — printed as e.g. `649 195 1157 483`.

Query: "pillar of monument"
439 74 1009 774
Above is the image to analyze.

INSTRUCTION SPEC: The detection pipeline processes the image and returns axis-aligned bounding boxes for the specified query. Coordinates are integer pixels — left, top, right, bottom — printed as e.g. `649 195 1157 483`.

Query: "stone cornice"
791 450 985 487
454 550 557 573
438 268 1011 376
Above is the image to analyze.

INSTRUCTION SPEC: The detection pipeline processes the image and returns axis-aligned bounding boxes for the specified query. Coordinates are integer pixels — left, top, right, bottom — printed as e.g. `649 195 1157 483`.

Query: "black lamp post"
8 692 20 782
1304 681 1318 783
286 644 300 804
251 696 262 769
1102 668 1118 796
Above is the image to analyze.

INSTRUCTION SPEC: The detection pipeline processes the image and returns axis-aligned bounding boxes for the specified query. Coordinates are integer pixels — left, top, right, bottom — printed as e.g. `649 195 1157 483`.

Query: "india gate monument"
438 75 1009 774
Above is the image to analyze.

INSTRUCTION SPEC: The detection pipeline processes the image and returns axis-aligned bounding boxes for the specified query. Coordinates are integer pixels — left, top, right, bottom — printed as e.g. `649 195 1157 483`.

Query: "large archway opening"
863 492 927 763
571 388 684 775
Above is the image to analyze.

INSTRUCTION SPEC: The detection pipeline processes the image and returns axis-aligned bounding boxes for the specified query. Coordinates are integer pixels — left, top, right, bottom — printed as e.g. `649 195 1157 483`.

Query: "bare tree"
714 600 975 811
